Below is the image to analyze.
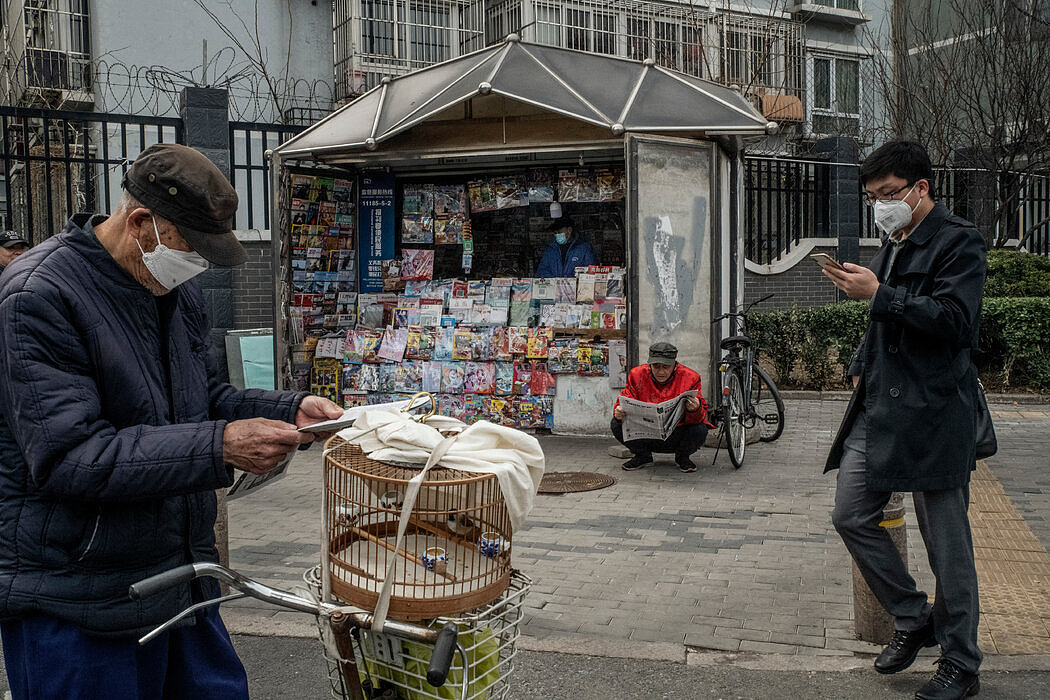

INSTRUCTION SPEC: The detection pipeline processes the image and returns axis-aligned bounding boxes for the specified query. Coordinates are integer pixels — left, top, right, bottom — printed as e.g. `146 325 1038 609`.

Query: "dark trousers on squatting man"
831 411 982 673
610 418 708 457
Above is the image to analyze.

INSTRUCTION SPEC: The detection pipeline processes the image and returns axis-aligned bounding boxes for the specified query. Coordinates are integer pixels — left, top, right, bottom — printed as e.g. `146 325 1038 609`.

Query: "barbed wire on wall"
90 46 336 124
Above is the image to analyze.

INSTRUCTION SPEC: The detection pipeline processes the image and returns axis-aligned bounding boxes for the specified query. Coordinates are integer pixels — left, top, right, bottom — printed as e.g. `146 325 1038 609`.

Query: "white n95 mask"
872 184 919 236
137 217 209 290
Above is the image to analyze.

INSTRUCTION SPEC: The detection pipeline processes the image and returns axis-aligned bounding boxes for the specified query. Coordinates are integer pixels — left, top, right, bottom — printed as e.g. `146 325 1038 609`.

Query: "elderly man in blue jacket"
535 216 597 278
0 144 343 698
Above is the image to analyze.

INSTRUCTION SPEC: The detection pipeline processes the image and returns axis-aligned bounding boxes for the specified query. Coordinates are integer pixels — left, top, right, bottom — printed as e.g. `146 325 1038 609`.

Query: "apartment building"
334 0 888 150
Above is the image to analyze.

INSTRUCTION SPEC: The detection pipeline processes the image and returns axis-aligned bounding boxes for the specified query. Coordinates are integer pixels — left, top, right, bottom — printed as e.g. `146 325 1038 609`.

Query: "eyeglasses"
862 182 914 207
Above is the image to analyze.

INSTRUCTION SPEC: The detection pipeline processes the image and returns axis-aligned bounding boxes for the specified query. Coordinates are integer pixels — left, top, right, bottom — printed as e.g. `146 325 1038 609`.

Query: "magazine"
618 390 699 442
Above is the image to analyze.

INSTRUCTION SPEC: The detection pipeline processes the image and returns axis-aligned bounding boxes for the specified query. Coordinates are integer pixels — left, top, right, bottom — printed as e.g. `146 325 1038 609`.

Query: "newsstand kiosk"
270 35 775 435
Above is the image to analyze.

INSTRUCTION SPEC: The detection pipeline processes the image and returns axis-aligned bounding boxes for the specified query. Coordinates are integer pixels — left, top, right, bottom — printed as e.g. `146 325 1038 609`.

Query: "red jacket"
614 363 713 426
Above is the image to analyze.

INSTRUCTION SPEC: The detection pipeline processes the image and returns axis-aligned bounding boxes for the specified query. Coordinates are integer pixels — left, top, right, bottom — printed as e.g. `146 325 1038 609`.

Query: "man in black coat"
822 141 985 700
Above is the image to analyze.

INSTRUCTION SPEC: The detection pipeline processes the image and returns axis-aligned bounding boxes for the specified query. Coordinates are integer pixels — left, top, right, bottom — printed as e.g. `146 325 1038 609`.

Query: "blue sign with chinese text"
358 174 395 292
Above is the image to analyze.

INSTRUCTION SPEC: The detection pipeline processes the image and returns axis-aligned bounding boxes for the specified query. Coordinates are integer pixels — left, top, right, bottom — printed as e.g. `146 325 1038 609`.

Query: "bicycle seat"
720 335 751 350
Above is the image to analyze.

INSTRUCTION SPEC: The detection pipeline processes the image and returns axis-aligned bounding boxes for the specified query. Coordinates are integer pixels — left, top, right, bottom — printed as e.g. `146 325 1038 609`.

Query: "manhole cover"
537 471 616 494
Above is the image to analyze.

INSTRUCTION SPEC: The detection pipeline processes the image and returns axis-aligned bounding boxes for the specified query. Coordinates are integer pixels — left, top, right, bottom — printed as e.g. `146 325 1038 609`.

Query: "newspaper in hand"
227 395 433 500
618 390 698 442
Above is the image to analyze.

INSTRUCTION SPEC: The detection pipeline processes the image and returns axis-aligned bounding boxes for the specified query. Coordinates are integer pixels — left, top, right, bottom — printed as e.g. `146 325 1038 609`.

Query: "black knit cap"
122 143 245 266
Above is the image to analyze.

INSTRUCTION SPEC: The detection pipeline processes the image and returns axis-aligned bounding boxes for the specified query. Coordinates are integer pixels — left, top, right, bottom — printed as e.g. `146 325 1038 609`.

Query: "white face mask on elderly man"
136 217 209 290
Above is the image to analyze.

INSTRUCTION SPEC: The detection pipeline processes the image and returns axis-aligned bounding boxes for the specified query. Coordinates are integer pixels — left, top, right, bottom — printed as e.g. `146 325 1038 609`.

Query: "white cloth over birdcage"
336 412 545 532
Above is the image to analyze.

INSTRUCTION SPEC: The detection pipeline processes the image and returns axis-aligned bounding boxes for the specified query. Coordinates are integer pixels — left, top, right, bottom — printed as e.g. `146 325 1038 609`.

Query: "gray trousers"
832 411 982 673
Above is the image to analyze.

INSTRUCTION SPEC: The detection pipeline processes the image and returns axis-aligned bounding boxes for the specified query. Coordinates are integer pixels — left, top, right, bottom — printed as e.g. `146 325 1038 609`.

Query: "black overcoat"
825 203 987 492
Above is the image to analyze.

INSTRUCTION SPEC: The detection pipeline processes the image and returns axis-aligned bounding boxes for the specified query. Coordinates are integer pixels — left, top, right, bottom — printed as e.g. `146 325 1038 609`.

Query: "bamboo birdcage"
323 434 513 620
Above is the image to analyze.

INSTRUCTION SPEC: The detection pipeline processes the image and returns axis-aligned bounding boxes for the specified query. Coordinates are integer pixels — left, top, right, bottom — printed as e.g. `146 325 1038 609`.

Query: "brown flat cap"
122 143 245 266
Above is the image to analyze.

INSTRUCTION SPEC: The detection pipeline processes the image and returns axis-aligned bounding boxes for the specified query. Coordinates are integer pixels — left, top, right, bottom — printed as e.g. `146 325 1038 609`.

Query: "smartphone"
810 253 846 272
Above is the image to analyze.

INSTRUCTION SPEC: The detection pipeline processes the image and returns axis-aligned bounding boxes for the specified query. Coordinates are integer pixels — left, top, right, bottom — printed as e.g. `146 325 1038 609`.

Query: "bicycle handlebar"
130 563 463 689
428 622 460 686
711 293 775 324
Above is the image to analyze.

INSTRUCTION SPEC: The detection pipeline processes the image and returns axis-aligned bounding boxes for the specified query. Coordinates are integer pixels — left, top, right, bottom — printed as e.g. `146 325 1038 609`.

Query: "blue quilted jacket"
0 214 305 636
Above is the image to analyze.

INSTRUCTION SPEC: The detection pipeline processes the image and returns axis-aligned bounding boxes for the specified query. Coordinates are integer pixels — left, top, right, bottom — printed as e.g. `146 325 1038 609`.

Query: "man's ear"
126 207 153 243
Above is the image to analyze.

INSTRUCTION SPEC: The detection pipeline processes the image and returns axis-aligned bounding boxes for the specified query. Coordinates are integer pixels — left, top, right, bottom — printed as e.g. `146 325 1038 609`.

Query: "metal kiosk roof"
276 35 775 163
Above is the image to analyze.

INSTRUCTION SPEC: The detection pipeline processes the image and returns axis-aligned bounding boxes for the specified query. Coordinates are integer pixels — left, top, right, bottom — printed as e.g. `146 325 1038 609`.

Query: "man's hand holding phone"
811 253 880 300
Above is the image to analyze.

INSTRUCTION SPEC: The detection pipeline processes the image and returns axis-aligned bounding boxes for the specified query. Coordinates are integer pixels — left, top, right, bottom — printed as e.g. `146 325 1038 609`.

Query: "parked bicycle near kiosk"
710 293 785 468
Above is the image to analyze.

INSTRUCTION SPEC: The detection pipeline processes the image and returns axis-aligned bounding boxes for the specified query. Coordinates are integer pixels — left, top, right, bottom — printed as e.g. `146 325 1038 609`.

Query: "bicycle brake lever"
136 591 246 645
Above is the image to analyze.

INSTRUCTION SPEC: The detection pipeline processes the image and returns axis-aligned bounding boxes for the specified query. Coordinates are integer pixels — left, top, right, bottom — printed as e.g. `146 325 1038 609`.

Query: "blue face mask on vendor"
554 232 568 245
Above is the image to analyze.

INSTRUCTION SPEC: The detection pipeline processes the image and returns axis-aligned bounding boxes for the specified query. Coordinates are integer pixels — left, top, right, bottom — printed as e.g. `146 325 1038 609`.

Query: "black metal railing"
0 106 182 242
746 157 1050 260
228 121 303 231
744 156 832 265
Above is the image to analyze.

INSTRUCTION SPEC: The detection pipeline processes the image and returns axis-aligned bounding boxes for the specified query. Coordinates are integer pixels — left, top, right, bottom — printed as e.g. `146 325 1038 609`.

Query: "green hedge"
749 297 1050 391
985 249 1050 297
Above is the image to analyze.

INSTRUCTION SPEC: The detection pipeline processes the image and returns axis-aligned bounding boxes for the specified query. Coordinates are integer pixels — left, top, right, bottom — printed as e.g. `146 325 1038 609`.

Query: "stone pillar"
816 137 861 302
179 86 234 383
179 86 233 570
853 491 908 644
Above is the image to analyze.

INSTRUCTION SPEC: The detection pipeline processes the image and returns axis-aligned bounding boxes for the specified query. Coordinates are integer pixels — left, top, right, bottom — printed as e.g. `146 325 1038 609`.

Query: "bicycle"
130 562 467 700
710 292 785 469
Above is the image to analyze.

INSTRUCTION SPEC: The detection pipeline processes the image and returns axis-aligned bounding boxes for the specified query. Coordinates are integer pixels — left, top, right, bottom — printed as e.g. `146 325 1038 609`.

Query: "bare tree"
191 0 297 122
867 0 1050 248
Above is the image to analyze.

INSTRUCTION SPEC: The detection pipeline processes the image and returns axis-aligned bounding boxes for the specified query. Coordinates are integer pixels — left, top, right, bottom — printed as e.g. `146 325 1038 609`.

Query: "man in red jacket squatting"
611 341 713 473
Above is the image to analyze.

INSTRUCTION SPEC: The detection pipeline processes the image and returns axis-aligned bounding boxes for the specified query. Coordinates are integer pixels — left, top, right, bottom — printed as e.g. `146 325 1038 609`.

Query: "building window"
682 25 705 78
566 7 590 51
810 55 861 135
812 0 860 9
654 20 678 69
627 17 649 61
533 3 560 46
593 12 617 55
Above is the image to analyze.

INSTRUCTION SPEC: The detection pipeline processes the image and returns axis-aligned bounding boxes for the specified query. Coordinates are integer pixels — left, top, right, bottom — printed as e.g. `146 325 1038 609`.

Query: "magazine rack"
323 435 513 620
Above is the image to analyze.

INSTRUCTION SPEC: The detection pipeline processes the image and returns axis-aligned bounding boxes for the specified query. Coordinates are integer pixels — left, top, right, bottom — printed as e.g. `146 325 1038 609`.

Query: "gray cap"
647 342 678 365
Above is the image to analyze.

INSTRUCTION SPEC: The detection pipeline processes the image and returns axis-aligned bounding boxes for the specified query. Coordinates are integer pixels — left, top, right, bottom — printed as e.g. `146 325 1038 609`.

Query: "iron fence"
744 155 832 265
746 156 1050 262
229 121 304 232
0 106 181 242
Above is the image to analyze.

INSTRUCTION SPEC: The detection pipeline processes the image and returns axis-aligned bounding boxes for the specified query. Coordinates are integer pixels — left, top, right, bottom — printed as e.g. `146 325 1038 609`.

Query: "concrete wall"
89 0 332 120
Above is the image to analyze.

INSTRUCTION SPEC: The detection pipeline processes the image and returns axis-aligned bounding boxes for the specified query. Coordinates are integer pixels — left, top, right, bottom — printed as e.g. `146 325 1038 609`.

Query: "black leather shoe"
621 453 653 471
915 659 980 699
874 619 937 674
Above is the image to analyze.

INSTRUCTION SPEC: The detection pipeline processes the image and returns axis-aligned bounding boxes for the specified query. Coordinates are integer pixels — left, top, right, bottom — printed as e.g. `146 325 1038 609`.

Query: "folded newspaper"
227 395 432 499
618 390 698 442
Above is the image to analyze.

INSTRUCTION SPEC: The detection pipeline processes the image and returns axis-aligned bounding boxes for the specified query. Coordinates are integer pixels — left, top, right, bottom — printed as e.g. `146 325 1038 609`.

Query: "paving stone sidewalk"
225 398 1050 663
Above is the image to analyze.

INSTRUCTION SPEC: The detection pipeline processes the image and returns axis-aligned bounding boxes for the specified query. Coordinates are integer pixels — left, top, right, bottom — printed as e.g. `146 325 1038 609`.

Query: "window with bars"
717 19 803 99
533 4 619 55
810 55 860 135
812 0 860 10
627 17 649 61
682 24 705 78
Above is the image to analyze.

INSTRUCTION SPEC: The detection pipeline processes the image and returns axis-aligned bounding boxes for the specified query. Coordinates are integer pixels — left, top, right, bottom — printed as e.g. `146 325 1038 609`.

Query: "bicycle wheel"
750 364 785 442
725 369 746 469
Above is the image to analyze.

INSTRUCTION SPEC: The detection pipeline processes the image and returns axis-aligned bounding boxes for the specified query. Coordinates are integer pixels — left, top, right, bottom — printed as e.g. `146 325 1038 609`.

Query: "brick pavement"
224 397 1050 666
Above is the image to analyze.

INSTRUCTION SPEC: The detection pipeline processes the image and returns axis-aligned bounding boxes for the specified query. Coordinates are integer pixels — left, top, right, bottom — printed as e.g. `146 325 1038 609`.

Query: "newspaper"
227 395 433 499
618 390 698 442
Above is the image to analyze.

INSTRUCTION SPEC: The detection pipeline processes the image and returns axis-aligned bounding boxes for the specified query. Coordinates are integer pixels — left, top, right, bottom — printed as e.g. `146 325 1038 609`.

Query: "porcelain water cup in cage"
478 532 506 558
421 546 448 574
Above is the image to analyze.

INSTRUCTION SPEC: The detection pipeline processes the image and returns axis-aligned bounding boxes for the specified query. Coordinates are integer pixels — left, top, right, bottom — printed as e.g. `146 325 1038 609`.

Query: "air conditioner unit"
25 48 71 91
58 89 94 110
